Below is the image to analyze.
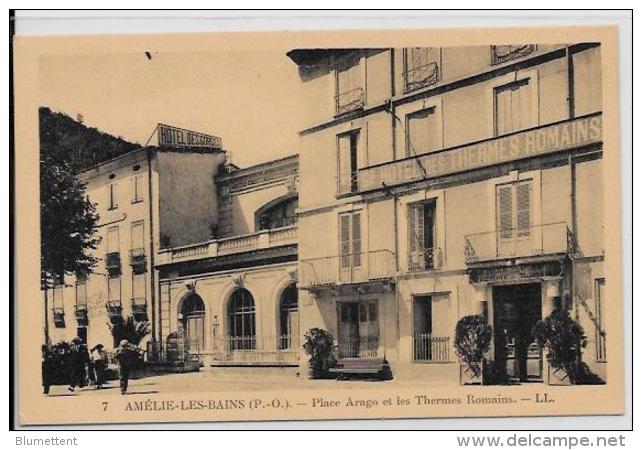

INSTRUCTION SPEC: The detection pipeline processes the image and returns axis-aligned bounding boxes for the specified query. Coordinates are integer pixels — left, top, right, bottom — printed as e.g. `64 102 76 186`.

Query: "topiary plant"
302 328 337 379
533 308 587 384
455 314 493 377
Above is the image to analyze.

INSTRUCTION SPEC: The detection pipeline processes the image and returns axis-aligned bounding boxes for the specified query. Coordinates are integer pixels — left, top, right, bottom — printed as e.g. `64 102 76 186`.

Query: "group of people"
42 337 141 395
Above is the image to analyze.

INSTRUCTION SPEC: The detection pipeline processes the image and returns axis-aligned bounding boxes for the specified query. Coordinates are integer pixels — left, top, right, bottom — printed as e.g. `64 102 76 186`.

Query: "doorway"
181 293 205 359
492 283 542 382
337 300 380 359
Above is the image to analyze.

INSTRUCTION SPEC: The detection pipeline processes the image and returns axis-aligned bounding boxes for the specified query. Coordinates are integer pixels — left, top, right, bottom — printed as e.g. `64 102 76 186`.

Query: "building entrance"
493 283 542 382
336 300 380 359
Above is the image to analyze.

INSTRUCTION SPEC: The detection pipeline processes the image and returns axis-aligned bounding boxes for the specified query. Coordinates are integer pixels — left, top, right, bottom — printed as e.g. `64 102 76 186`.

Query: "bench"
330 358 392 380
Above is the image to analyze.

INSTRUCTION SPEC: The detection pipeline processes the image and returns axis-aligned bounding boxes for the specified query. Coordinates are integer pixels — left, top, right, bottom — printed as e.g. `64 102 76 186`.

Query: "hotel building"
287 44 606 383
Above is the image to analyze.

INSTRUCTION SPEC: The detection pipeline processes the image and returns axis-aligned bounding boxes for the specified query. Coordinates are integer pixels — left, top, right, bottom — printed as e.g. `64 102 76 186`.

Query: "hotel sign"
157 123 223 150
359 114 602 192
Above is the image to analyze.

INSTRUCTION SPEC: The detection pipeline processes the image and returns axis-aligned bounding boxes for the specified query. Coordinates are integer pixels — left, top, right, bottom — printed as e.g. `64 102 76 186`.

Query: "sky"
39 49 304 167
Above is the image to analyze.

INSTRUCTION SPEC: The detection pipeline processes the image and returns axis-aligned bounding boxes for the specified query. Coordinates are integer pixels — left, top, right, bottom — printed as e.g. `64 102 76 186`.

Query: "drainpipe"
147 149 157 345
567 44 577 316
566 45 576 120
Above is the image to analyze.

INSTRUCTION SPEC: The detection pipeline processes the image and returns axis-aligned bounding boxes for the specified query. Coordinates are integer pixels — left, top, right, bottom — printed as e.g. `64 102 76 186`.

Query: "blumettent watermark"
15 436 78 446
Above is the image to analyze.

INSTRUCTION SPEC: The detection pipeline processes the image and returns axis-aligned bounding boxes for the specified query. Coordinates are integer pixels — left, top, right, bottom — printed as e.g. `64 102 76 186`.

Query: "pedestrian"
114 339 137 395
41 345 55 395
90 344 108 389
67 337 87 392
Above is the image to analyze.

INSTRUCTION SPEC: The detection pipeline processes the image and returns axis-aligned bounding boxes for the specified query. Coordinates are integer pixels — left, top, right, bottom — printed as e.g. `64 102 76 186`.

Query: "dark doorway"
337 300 379 359
181 294 205 358
493 283 542 382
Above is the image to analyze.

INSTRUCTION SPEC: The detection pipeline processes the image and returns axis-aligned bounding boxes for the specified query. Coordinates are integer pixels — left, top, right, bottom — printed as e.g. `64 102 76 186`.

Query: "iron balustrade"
464 222 573 264
299 249 396 288
491 44 537 65
52 307 65 327
408 247 443 272
337 337 380 359
335 87 365 116
413 334 451 362
212 335 299 364
74 304 89 325
403 61 440 93
337 172 359 196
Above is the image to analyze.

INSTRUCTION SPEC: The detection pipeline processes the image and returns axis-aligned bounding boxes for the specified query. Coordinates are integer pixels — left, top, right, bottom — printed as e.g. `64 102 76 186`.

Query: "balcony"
408 247 443 272
211 335 299 366
106 301 123 324
464 222 574 266
335 87 365 116
131 297 148 321
105 252 121 275
337 172 359 197
404 61 440 93
491 44 537 65
299 250 396 290
129 248 146 273
157 225 297 265
74 304 88 325
52 307 65 328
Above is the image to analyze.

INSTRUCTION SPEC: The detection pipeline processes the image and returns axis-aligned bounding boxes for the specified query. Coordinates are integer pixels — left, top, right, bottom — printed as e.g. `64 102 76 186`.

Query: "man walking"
114 339 137 395
90 344 108 389
68 337 87 392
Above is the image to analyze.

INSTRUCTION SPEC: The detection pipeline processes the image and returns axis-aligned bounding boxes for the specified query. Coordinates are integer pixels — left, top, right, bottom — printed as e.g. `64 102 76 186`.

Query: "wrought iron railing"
491 44 537 65
408 247 443 272
413 334 450 362
105 301 123 324
337 172 359 196
335 87 365 116
464 222 572 264
403 61 440 93
336 337 379 359
105 252 121 274
74 304 88 325
212 335 299 364
52 307 65 328
131 297 148 319
299 249 396 289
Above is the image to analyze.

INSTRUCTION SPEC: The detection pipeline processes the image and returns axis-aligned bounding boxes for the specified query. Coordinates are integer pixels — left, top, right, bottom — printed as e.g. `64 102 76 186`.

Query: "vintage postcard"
13 23 624 426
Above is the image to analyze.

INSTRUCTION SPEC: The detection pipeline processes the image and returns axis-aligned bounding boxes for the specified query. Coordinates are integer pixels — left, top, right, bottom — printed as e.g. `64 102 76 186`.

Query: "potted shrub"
302 328 337 379
533 308 587 385
455 315 492 385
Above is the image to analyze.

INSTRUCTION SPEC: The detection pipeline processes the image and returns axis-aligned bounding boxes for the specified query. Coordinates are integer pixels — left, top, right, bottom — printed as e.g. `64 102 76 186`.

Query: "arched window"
228 289 256 350
278 284 299 349
257 197 298 231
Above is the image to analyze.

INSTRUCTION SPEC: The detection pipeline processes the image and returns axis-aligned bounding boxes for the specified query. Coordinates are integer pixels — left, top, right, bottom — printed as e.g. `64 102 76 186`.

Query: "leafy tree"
108 316 151 347
302 328 337 379
454 314 493 377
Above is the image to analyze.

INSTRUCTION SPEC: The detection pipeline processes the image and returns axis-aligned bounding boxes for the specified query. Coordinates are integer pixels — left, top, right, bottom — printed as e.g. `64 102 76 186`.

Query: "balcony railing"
337 337 380 359
105 252 121 275
491 44 537 65
464 222 573 265
212 335 299 365
74 304 88 325
337 172 359 196
408 247 443 272
131 297 148 320
52 307 65 328
404 61 440 93
299 249 396 289
413 334 451 362
157 225 297 265
106 301 123 324
335 87 365 116
129 248 146 273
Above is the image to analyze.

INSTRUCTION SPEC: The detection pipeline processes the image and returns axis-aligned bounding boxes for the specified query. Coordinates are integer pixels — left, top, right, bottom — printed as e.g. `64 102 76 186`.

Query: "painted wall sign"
359 114 602 192
157 123 223 150
469 261 564 284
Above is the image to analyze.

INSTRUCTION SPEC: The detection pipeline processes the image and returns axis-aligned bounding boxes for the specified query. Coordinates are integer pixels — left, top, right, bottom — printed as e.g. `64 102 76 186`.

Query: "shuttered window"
132 273 146 300
408 200 436 270
108 276 121 302
132 174 143 203
496 180 532 240
131 221 144 251
75 280 87 307
107 226 119 254
339 212 362 268
494 78 535 136
338 131 360 194
108 183 118 209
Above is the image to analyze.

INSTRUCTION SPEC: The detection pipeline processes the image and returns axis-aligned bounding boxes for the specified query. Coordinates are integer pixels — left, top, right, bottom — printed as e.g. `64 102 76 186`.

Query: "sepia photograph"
12 13 628 428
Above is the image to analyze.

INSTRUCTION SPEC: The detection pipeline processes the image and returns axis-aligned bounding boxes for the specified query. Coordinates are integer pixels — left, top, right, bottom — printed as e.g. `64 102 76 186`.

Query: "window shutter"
131 221 144 249
497 185 513 239
107 227 119 254
515 181 531 237
339 214 351 268
352 212 361 267
338 135 352 193
133 273 146 298
408 204 425 270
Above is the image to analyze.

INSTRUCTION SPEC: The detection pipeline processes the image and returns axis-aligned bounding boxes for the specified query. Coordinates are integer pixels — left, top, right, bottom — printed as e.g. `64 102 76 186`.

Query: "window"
413 295 450 362
491 44 536 65
228 289 256 350
75 280 87 308
108 276 121 303
258 198 298 231
132 273 145 300
278 285 299 349
339 212 361 269
130 221 144 252
494 78 536 136
53 283 64 309
335 52 364 115
496 180 532 240
406 107 440 155
132 174 143 203
408 200 437 271
108 183 118 210
403 47 440 92
595 278 606 362
338 130 360 194
107 226 119 254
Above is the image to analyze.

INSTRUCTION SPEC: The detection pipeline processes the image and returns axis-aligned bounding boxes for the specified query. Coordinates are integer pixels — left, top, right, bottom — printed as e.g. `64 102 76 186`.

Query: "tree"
454 314 493 377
